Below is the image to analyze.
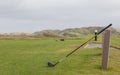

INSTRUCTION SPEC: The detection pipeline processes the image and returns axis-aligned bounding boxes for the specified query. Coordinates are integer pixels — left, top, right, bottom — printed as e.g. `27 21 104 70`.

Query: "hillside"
116 28 120 32
34 26 120 37
0 26 119 38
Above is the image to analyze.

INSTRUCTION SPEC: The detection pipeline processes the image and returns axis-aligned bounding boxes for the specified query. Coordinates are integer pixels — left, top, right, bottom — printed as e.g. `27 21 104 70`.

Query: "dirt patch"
84 43 102 48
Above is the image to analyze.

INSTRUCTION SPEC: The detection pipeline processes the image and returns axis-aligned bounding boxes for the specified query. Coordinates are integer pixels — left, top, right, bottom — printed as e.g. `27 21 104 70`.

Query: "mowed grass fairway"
0 36 120 75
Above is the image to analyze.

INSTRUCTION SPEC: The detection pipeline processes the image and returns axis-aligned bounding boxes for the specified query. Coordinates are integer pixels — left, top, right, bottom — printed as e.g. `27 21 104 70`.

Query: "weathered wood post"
102 30 111 69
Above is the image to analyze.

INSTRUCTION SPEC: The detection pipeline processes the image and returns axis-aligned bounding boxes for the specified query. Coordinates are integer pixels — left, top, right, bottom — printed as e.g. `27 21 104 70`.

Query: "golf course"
0 34 120 75
1 0 120 74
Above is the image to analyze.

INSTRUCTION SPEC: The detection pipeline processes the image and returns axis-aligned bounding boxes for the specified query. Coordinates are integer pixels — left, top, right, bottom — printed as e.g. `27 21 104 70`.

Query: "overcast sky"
0 0 120 32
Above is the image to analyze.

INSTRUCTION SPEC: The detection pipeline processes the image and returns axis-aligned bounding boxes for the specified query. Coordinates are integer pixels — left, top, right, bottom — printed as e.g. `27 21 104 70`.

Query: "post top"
95 30 98 32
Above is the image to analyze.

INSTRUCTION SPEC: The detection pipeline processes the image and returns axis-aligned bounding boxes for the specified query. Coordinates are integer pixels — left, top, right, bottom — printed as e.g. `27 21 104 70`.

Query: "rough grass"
0 36 120 75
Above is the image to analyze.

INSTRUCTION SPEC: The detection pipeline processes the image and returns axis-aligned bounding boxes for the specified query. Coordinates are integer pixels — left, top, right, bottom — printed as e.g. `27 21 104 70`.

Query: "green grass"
0 37 120 75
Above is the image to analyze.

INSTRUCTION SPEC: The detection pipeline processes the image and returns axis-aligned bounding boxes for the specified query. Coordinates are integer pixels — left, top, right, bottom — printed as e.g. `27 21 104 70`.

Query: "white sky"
0 0 120 32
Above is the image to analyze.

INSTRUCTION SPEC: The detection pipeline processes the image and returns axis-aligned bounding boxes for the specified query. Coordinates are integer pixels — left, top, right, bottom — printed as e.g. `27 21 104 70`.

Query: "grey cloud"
0 0 120 32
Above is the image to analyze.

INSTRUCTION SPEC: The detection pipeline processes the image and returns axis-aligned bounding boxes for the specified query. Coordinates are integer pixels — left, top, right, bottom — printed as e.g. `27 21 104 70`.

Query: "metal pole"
94 30 98 41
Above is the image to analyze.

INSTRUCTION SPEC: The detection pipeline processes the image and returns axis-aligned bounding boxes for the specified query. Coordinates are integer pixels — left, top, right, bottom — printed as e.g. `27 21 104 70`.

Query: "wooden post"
102 30 111 69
